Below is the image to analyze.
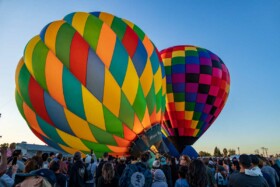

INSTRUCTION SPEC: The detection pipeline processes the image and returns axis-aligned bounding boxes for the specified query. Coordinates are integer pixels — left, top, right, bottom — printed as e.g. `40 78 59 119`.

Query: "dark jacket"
97 176 119 187
119 162 153 187
55 173 67 187
95 160 107 186
69 160 88 187
161 165 173 187
229 172 269 187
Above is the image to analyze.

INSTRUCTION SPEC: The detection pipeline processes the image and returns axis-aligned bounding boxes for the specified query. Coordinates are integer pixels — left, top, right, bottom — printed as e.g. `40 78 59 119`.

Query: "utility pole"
264 148 268 157
237 147 240 155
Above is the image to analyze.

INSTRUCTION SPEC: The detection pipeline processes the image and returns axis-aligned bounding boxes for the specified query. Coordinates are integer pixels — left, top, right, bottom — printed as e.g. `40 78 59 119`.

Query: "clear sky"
0 0 279 155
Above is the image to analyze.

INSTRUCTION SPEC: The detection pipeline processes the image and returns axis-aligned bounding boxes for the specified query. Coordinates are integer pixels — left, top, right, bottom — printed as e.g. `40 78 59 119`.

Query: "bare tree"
255 149 259 154
261 147 265 156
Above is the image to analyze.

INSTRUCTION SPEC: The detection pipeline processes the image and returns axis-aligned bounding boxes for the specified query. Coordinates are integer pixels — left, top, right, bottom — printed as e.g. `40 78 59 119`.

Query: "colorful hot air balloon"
161 45 230 153
15 11 166 157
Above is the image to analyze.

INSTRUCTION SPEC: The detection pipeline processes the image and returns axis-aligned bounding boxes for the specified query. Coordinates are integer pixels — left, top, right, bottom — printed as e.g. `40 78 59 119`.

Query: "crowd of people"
0 143 279 187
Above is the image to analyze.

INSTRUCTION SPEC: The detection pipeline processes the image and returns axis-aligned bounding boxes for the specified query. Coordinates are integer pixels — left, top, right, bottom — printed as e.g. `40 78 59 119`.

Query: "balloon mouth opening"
167 136 199 153
130 123 169 156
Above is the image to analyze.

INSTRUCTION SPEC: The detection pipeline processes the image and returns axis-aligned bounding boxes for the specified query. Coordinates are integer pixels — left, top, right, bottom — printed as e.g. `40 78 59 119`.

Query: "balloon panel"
15 12 166 157
161 45 230 150
181 145 199 159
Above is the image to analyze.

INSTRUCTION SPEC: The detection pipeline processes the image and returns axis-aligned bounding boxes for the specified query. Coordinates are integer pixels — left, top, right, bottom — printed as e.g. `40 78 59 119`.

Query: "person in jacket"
97 162 119 187
228 154 269 187
152 169 168 187
160 156 173 187
119 151 153 187
69 151 88 187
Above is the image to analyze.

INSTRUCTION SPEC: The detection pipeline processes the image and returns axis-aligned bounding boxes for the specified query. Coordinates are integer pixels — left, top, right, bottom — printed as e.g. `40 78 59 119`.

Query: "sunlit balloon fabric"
161 45 230 152
15 12 166 157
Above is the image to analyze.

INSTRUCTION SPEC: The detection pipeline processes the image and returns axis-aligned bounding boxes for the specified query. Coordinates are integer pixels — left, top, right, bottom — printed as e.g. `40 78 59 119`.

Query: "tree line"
199 147 236 157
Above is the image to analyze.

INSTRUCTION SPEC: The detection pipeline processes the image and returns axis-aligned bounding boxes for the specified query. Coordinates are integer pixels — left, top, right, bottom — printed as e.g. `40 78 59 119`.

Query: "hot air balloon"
15 11 166 158
161 45 230 153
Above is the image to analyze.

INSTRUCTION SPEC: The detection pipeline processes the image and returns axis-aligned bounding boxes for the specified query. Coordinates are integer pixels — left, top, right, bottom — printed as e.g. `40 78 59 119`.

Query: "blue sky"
0 0 279 155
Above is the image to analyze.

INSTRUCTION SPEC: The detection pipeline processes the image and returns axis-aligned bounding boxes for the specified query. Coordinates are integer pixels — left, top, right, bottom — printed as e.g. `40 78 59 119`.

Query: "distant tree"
223 148 228 157
214 147 222 157
199 151 211 157
255 149 260 154
0 143 9 149
228 149 236 155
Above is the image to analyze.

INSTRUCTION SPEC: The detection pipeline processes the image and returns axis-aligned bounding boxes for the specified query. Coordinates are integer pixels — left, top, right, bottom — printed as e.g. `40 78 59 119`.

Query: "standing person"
119 151 153 187
95 152 109 186
228 154 269 187
152 169 168 187
97 162 119 187
174 166 189 187
85 154 97 187
187 159 208 187
151 160 161 176
215 165 228 187
48 152 55 162
69 151 88 187
230 160 240 174
6 143 16 158
271 159 280 187
203 158 217 187
180 155 191 167
170 157 179 185
35 151 43 168
160 156 173 187
0 145 17 187
11 150 25 173
222 159 230 175
246 155 263 176
115 156 126 178
261 157 279 187
42 153 49 169
56 153 68 175
49 159 67 187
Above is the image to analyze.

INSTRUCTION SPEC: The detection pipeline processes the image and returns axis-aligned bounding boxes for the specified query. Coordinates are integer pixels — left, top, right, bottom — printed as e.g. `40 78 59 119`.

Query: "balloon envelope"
162 134 180 158
15 12 166 157
161 45 230 152
181 145 199 159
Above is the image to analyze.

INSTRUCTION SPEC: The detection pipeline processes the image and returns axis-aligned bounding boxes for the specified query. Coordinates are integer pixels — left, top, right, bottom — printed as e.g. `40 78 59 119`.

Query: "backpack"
86 163 94 181
119 162 153 187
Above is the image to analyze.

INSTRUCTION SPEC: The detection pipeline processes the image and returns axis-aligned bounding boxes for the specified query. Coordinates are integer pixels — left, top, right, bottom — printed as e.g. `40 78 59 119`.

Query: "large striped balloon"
161 45 230 152
15 12 166 157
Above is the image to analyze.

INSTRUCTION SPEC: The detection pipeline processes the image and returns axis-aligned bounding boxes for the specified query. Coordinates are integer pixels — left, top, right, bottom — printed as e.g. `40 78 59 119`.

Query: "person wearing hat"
14 168 56 186
69 151 88 187
151 169 168 187
85 154 97 187
203 157 217 187
228 154 269 187
151 160 161 176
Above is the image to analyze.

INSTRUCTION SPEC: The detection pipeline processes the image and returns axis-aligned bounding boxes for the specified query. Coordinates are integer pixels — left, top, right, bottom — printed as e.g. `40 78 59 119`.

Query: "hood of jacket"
245 166 263 176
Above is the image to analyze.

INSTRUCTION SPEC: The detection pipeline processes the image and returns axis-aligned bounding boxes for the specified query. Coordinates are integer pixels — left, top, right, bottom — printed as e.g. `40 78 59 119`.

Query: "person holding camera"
0 144 18 187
